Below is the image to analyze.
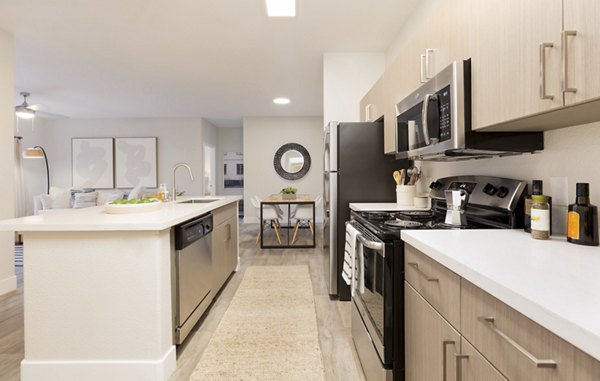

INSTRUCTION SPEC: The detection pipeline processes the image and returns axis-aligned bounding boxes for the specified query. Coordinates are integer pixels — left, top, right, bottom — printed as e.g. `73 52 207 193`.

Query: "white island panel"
21 230 175 381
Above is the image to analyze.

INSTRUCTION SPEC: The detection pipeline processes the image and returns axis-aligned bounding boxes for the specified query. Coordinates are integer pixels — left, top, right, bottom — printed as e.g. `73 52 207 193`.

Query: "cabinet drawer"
461 279 576 381
404 244 460 328
212 202 237 227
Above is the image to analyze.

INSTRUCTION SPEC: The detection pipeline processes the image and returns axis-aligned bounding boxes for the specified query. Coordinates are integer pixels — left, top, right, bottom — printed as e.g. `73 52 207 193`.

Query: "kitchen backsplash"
418 120 600 235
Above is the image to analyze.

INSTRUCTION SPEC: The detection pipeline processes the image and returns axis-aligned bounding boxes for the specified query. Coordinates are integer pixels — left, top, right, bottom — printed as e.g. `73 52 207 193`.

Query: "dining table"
260 194 316 249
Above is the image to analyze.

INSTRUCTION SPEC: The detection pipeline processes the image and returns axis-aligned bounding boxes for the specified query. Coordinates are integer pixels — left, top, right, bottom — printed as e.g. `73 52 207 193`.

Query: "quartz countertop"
349 202 430 212
0 196 241 232
401 229 600 361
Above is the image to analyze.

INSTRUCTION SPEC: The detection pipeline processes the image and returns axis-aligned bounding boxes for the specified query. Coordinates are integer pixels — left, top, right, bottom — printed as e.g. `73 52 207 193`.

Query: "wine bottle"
567 183 599 246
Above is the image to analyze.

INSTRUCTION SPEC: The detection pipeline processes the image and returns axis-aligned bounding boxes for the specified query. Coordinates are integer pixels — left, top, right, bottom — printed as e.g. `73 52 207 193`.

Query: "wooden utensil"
393 171 401 185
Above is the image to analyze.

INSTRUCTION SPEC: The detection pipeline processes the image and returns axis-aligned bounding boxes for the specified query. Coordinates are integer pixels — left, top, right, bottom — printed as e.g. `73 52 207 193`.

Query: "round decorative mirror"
274 143 311 180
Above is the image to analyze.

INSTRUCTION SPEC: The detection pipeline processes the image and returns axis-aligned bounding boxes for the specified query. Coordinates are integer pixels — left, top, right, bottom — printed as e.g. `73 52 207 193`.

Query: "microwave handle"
421 93 435 145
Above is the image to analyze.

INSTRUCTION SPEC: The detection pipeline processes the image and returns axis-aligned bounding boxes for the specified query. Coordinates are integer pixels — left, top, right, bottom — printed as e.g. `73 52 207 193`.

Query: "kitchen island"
0 196 241 381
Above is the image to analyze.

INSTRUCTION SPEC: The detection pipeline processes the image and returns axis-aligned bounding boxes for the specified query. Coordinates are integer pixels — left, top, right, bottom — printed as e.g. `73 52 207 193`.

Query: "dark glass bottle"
567 183 599 246
524 180 552 233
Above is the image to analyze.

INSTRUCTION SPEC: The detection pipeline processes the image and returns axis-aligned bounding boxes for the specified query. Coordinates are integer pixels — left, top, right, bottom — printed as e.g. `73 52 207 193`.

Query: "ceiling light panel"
273 97 291 105
266 0 296 17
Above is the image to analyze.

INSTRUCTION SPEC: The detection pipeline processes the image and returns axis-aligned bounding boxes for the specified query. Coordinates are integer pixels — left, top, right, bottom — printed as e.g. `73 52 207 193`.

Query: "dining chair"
291 195 322 244
250 196 282 245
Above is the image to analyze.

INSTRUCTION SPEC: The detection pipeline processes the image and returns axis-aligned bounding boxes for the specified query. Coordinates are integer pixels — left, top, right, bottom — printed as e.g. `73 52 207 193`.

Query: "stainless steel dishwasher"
173 213 213 344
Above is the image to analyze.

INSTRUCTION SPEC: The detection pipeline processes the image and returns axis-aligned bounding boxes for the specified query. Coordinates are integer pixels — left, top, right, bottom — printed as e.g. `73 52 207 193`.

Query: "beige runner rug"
189 265 325 381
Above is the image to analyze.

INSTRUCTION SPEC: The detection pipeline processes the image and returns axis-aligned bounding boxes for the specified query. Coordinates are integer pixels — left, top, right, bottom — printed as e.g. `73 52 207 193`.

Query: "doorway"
203 143 216 196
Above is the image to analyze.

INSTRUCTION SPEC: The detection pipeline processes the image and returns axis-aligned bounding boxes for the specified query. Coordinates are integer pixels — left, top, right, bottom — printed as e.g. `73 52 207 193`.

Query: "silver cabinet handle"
420 54 426 83
442 340 455 381
455 354 469 381
407 262 439 282
539 42 554 100
561 30 577 94
226 224 231 242
478 316 557 368
425 48 434 79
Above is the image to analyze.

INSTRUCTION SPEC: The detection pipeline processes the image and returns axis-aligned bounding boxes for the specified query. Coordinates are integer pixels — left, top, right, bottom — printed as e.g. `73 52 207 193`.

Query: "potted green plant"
280 187 298 200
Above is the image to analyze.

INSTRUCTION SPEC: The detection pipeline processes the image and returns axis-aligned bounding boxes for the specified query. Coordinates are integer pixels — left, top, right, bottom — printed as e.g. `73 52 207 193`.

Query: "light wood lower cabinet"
405 244 600 381
405 244 460 329
459 338 507 381
462 278 581 381
405 282 460 381
211 204 238 296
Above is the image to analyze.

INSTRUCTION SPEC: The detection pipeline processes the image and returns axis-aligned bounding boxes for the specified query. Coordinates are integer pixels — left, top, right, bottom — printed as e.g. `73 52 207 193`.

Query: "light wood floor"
0 224 365 381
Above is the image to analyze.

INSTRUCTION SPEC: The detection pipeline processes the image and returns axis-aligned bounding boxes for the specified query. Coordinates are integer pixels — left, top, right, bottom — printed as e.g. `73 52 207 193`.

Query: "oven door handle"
356 234 384 251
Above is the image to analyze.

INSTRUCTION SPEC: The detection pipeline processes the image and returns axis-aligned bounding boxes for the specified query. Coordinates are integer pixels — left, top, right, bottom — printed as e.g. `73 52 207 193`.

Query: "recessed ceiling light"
265 0 296 17
273 97 291 105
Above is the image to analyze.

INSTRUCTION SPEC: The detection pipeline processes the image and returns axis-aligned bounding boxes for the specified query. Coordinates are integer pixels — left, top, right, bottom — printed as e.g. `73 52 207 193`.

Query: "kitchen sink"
178 198 220 204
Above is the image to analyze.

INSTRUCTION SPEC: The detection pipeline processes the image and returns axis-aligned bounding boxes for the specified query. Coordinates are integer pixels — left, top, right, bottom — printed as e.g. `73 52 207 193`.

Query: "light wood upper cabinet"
360 75 385 123
464 0 564 130
380 0 468 154
563 0 600 105
382 37 423 154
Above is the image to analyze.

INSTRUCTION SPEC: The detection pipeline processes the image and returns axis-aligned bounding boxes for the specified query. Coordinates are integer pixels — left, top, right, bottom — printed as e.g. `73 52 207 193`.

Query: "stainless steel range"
348 175 528 381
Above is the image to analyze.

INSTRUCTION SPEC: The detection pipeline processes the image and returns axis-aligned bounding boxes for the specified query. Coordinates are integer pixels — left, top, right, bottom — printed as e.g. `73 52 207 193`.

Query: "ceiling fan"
15 91 68 119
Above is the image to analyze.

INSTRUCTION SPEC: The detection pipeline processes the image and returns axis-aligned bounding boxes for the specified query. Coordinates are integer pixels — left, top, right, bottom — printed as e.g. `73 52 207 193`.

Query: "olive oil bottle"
567 183 599 246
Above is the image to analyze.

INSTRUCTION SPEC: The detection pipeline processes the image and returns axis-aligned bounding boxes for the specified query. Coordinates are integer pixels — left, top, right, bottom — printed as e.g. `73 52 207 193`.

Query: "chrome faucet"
172 163 195 201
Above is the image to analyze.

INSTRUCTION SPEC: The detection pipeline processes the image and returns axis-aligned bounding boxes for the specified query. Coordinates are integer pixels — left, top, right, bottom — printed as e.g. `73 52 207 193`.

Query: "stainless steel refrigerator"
323 121 408 301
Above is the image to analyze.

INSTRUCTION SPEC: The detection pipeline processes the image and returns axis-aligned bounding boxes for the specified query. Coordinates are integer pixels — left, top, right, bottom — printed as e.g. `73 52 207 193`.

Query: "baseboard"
21 345 176 381
0 275 16 295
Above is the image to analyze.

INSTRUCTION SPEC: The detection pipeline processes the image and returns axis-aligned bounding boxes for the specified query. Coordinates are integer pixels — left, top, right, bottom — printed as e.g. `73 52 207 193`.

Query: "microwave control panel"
437 85 451 142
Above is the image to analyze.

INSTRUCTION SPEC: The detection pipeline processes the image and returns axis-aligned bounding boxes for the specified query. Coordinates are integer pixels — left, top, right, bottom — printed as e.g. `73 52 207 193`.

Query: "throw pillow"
73 191 98 209
49 187 72 209
97 190 125 205
40 194 53 210
128 185 146 200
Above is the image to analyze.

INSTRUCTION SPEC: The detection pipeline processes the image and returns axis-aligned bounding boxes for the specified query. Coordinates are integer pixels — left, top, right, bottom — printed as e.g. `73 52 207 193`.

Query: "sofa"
33 186 147 215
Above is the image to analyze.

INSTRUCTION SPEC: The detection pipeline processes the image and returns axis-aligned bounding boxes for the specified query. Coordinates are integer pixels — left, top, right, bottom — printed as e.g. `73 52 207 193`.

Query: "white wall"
323 53 385 124
243 117 324 224
216 127 243 197
0 28 16 295
18 118 218 214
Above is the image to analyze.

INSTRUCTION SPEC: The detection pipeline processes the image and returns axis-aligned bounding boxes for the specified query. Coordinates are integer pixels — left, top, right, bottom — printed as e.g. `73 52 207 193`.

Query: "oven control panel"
429 175 527 212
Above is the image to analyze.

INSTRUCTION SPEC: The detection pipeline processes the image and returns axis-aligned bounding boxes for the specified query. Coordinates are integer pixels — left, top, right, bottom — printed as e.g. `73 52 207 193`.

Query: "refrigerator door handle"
328 171 338 295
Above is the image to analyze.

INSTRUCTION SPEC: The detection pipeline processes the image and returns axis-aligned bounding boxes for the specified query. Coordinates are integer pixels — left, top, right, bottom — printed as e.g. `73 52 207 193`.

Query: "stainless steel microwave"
395 59 544 161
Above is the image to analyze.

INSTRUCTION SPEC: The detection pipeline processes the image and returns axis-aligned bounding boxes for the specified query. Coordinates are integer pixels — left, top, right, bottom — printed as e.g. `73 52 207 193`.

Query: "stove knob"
482 183 497 196
429 181 443 190
496 186 509 198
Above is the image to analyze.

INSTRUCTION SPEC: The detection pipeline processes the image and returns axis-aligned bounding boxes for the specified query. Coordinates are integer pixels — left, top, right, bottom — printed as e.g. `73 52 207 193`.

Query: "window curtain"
14 136 26 218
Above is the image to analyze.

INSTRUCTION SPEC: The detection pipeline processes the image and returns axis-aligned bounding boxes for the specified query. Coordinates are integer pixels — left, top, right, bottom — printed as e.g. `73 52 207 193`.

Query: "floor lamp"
23 146 50 195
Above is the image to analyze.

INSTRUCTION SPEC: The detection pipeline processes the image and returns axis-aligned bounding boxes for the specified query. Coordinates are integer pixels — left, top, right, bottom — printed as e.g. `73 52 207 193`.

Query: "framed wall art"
223 151 243 188
115 137 157 188
72 138 114 188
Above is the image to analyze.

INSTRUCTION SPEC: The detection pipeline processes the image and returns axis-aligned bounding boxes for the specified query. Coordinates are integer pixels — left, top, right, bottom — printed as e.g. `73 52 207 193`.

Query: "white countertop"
349 203 430 212
0 196 241 232
401 229 600 361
